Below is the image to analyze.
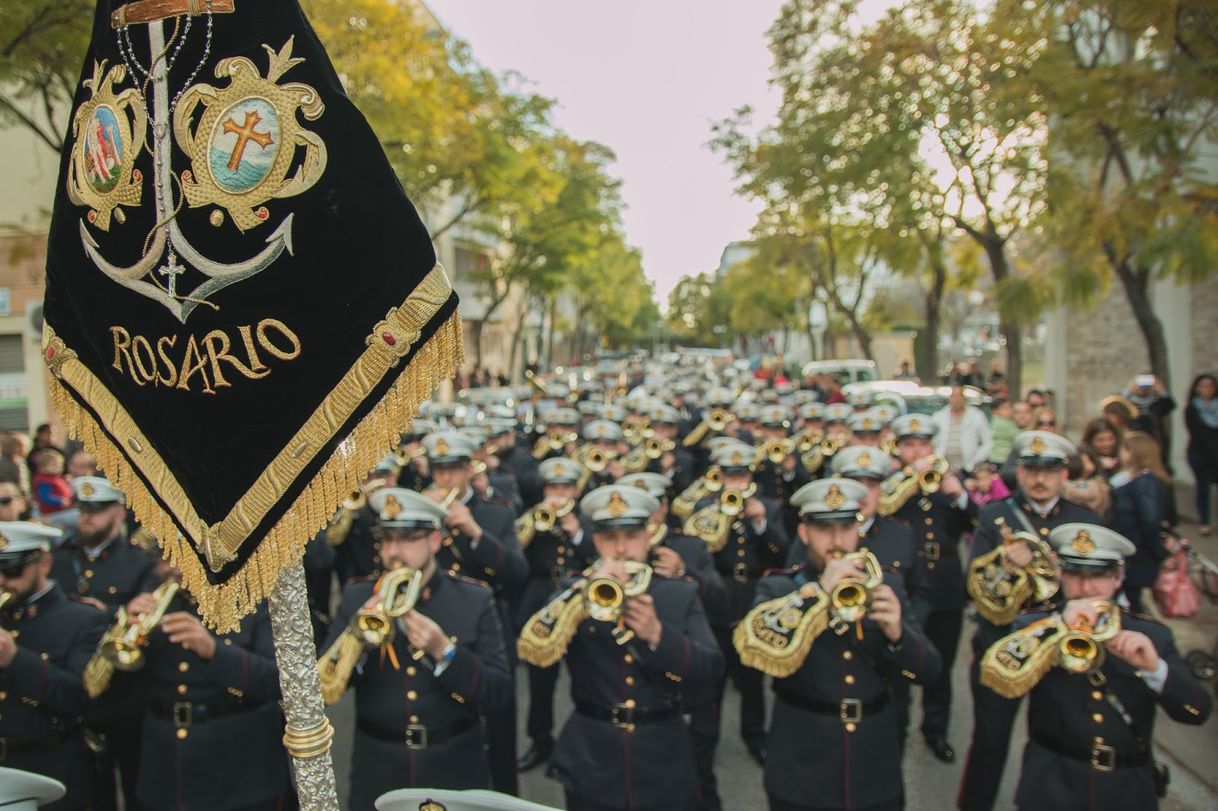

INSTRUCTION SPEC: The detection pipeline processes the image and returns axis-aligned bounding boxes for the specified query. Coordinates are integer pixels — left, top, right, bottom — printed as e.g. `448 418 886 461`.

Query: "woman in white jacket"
931 387 992 472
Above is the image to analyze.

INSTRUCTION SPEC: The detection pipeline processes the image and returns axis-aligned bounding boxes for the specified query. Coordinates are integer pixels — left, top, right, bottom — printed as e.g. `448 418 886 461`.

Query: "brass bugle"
583 561 653 627
828 551 883 624
707 408 734 432
0 590 12 613
535 499 575 533
758 439 794 465
719 483 756 518
1058 601 1120 674
394 445 427 466
100 580 180 671
918 456 950 494
584 447 618 474
352 567 423 648
645 437 675 460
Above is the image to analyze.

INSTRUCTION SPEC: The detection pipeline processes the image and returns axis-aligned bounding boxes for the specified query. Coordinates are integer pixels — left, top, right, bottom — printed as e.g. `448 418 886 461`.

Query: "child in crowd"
31 447 73 516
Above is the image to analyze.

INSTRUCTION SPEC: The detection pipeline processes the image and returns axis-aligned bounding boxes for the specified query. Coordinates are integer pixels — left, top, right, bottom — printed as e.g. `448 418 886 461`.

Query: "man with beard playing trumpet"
980 523 1211 810
522 484 723 811
319 488 511 809
736 478 940 811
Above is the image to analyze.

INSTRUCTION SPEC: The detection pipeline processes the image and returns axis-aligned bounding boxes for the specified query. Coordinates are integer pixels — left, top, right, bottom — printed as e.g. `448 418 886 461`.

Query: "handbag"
1153 548 1200 618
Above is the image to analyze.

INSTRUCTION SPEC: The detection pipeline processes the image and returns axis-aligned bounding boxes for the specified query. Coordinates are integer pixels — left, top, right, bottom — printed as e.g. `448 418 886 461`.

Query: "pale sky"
425 1 787 304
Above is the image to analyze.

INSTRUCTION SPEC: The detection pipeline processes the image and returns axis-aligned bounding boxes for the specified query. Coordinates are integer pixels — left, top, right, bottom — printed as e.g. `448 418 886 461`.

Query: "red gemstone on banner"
134 169 144 182
255 207 269 221
382 333 397 346
45 348 56 360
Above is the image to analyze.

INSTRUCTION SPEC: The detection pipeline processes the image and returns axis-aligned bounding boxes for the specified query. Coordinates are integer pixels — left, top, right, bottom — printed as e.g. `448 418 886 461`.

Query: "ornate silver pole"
268 562 341 811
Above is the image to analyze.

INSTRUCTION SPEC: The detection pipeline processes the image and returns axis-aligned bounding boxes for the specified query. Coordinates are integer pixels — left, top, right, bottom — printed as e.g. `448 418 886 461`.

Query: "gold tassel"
979 615 1068 699
46 309 465 632
517 582 588 668
733 584 830 678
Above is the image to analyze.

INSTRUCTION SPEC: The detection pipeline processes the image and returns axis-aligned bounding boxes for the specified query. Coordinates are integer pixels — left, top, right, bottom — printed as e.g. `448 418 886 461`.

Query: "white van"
800 359 878 385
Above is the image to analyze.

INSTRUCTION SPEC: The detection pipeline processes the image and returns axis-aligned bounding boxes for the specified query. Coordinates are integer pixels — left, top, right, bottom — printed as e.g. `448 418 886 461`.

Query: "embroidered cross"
222 111 274 171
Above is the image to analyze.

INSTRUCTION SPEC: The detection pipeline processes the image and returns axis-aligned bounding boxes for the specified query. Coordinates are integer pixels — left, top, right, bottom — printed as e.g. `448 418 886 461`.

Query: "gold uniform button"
177 684 188 695
842 651 853 661
844 675 855 685
737 549 746 558
108 586 118 595
409 715 420 723
1091 691 1103 701
176 729 188 740
1039 528 1049 537
224 639 233 646
926 532 935 540
1092 713 1103 724
406 667 417 677
845 722 857 733
927 562 936 570
407 690 418 701
178 662 190 673
624 654 634 664
556 556 566 565
625 676 635 686
85 569 94 578
0 691 7 701
624 699 637 708
924 518 933 526
452 563 461 572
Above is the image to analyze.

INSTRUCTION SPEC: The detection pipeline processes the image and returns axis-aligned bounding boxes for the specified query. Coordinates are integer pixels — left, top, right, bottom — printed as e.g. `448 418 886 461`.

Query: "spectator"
66 449 99 479
893 360 916 381
1032 407 1059 433
1026 389 1047 409
1122 374 1177 459
31 422 60 455
0 432 31 498
1109 432 1175 613
1062 447 1112 519
1185 373 1218 535
987 360 1006 388
1011 399 1036 432
0 476 28 521
824 376 846 405
1081 418 1121 480
932 386 992 472
987 397 1018 464
1101 396 1135 433
31 447 73 517
965 461 1010 508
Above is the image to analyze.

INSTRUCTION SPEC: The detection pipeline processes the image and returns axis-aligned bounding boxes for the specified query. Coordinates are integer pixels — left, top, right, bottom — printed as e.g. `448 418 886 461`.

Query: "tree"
666 273 732 348
0 1 91 152
998 0 1218 389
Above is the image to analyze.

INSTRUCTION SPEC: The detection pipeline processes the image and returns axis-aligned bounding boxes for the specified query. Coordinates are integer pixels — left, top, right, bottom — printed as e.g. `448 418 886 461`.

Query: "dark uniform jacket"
50 531 161 611
132 597 289 811
326 570 512 810
548 574 724 809
499 444 544 509
0 583 106 811
754 565 941 809
645 445 696 499
753 456 813 537
436 492 527 600
516 514 598 630
888 489 976 616
1109 472 1173 591
1012 609 1212 811
969 494 1101 653
330 504 380 585
695 495 790 624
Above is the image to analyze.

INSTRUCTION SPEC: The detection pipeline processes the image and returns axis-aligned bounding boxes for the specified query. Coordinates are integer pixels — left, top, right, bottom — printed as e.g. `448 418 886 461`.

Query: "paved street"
326 507 1218 811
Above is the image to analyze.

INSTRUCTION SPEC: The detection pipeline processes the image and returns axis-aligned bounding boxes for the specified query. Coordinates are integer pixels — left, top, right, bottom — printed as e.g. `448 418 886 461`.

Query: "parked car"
842 380 992 416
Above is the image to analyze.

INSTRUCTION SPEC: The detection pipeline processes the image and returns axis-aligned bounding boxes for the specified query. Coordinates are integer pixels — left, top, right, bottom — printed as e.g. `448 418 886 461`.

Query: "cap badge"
434 438 450 456
1030 436 1047 455
1071 530 1095 555
606 492 628 517
825 485 846 510
730 451 743 466
553 463 566 478
909 419 921 433
383 495 402 520
0 533 7 551
81 482 96 497
857 451 873 468
862 419 874 430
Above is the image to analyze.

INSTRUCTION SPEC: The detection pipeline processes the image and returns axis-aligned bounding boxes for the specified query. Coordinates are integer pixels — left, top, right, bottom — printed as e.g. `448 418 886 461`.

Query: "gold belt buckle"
1090 743 1115 772
732 562 750 582
923 541 941 561
404 724 428 750
172 702 192 729
609 704 637 732
840 699 863 724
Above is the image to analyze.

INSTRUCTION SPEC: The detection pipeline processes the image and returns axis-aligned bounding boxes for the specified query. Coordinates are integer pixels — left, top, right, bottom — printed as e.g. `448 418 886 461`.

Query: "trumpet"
682 408 735 448
827 551 883 626
757 438 795 466
967 521 1059 626
536 499 575 533
351 567 424 648
877 456 950 516
579 445 618 474
100 580 180 671
393 445 427 466
525 368 549 396
800 436 843 474
645 437 674 460
684 484 757 552
1058 601 1121 675
0 590 11 614
584 561 653 645
917 456 950 494
533 431 579 459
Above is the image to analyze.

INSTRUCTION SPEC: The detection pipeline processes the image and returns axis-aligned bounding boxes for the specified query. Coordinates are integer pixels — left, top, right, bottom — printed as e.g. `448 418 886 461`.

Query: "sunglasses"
0 561 29 578
1038 420 1056 426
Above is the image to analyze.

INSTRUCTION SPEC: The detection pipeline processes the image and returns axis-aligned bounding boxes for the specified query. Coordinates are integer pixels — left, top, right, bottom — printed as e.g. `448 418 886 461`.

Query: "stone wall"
1190 274 1218 380
1061 282 1150 435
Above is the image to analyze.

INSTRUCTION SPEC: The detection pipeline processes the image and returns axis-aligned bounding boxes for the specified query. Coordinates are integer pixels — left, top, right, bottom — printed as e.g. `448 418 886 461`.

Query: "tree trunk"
844 312 874 362
1111 256 1171 390
982 238 1022 397
920 263 945 383
471 318 486 370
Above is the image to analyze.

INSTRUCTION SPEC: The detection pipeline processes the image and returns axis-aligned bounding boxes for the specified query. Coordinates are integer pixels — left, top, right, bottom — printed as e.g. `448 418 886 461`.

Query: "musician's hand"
360 594 381 614
1106 630 1161 673
607 459 625 481
744 497 766 523
445 502 482 542
598 559 628 583
819 556 864 593
161 612 216 660
470 473 489 499
413 456 430 477
0 628 16 667
558 510 580 536
485 453 501 471
660 451 676 470
623 594 662 647
781 454 797 473
867 584 903 642
402 610 449 660
1062 599 1101 630
78 596 108 612
1004 542 1034 569
650 546 686 579
126 593 158 617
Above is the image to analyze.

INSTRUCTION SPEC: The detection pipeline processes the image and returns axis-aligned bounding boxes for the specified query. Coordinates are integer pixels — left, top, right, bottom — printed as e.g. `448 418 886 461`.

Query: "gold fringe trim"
732 588 830 679
45 269 463 632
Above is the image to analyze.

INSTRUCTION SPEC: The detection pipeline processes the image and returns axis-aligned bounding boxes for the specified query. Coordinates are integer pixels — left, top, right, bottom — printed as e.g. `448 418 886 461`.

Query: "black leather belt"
774 687 891 723
717 563 759 583
1032 732 1150 772
922 540 959 560
357 716 477 749
149 699 252 727
575 701 678 730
